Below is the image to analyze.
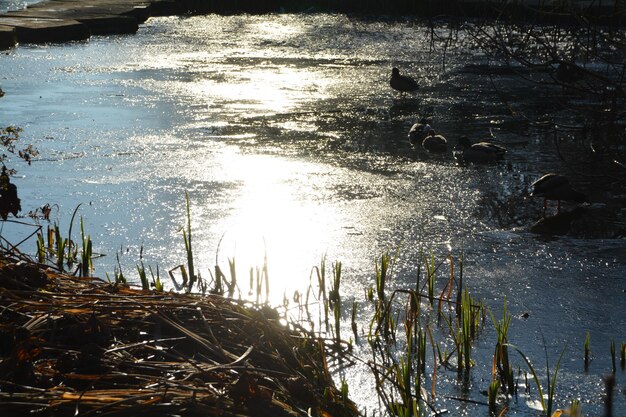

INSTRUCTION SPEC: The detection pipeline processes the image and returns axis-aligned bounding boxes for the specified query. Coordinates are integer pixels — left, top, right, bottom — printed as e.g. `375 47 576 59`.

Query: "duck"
455 136 506 163
421 130 447 153
390 67 418 97
554 62 584 84
0 166 21 220
408 118 433 145
530 204 623 237
530 173 587 215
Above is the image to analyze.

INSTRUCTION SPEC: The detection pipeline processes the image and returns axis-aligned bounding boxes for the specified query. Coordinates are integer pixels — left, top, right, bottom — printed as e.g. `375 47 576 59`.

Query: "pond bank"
0 0 185 48
0 255 360 417
1 0 624 50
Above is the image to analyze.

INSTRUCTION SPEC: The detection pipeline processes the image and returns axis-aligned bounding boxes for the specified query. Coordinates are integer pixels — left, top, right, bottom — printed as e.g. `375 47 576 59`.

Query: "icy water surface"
0 14 624 416
0 0 39 13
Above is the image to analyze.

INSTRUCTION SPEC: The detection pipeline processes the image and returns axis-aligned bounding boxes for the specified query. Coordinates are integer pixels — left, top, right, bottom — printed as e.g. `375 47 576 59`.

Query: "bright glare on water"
0 13 624 416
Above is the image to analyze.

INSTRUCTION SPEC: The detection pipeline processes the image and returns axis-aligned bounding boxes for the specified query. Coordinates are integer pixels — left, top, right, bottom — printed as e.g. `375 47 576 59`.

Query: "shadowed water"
0 14 624 416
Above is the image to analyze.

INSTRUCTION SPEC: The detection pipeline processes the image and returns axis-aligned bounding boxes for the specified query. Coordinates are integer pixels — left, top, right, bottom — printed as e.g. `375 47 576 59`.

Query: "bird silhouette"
555 62 584 84
455 136 506 163
0 166 21 220
530 173 587 215
408 119 433 145
421 131 447 153
390 67 418 97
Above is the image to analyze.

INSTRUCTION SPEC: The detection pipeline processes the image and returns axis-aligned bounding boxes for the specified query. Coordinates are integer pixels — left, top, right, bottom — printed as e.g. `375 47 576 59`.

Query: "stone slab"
6 10 139 34
0 0 191 47
33 0 153 21
0 16 90 43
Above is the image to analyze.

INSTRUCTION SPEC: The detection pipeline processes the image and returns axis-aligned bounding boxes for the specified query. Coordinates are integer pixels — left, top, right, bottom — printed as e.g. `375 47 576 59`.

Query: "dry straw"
0 257 360 417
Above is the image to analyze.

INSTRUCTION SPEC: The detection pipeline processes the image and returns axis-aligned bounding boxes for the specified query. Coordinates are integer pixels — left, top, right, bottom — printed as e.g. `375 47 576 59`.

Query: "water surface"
0 14 624 416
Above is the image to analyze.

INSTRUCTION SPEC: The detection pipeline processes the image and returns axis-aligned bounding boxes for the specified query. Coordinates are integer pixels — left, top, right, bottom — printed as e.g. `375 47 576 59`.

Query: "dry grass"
0 257 360 417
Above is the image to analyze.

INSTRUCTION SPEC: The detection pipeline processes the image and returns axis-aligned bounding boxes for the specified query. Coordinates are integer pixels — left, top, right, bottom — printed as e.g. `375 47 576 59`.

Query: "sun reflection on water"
3 13 625 415
211 151 340 302
185 65 331 116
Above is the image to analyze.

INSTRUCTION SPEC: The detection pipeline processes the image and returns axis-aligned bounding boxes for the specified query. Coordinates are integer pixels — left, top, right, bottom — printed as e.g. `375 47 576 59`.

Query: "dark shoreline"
1 0 624 50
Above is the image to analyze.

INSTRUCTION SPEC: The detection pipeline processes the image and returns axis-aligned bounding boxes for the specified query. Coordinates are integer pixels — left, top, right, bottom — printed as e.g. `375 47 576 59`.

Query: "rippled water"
0 14 624 416
0 0 38 13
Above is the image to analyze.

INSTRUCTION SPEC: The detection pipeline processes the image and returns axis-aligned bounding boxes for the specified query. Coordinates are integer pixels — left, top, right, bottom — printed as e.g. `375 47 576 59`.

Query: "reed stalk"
316 253 327 300
79 217 92 277
313 255 330 331
490 298 514 393
457 289 478 371
424 252 435 306
332 261 342 344
227 257 237 297
46 225 53 255
569 399 582 417
36 231 45 263
254 266 262 304
263 251 269 300
488 379 500 413
583 331 591 370
150 264 163 292
182 192 196 292
110 251 126 284
53 224 66 270
440 313 462 370
417 327 426 374
65 203 82 269
136 261 149 290
610 339 616 374
455 252 464 319
375 252 390 302
460 289 473 371
38 209 93 274
330 260 342 306
351 301 358 340
340 378 349 405
509 343 566 416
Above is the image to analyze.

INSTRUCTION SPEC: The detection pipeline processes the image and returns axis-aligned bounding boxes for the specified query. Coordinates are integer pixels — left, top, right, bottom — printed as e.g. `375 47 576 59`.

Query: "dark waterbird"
408 119 433 145
530 204 624 238
0 166 20 221
455 136 506 163
530 173 587 215
421 131 448 153
554 62 585 84
390 67 418 97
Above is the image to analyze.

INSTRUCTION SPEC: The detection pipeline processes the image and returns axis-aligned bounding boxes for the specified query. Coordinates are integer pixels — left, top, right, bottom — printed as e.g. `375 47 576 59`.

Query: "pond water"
0 13 624 416
0 0 39 13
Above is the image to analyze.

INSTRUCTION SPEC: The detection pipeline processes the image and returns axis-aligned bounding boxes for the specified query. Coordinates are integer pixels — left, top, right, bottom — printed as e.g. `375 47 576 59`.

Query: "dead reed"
0 256 360 417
